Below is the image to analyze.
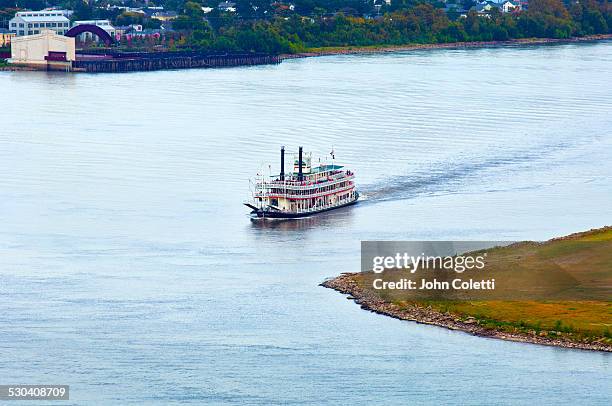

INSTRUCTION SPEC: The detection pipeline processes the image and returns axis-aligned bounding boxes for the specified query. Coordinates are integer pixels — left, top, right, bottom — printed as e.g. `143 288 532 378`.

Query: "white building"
72 20 116 42
501 1 520 12
9 29 75 70
474 0 521 13
9 10 71 37
218 2 237 12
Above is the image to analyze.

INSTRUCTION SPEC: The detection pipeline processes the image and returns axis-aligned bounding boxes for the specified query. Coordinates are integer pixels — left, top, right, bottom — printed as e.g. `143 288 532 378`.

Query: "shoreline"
321 273 612 352
282 34 612 59
0 65 40 72
2 34 610 72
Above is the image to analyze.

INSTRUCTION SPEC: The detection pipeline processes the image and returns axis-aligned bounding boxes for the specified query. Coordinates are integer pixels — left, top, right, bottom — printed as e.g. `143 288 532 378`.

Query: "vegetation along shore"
322 227 612 352
4 0 611 56
1 34 610 73
157 0 612 55
2 0 611 72
282 34 612 58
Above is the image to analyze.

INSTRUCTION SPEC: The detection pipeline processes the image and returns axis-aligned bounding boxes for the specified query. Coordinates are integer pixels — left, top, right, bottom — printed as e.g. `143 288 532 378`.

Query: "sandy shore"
322 272 612 352
282 34 612 59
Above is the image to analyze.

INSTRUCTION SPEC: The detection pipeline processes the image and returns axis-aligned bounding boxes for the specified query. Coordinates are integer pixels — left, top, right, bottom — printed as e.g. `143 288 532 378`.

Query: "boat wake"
357 138 586 204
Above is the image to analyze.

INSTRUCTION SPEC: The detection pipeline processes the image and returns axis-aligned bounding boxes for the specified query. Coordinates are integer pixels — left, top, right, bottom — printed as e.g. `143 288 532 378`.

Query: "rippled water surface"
1 42 611 405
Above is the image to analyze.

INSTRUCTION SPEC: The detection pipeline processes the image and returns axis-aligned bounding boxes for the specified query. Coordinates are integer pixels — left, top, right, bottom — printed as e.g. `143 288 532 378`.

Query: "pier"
73 50 281 73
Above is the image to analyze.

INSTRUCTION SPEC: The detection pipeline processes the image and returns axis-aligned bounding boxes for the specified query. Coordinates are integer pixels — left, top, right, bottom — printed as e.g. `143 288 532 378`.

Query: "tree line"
173 0 611 53
1 0 610 54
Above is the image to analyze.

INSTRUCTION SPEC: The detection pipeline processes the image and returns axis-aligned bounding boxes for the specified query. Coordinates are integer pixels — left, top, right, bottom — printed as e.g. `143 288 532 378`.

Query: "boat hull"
248 195 359 219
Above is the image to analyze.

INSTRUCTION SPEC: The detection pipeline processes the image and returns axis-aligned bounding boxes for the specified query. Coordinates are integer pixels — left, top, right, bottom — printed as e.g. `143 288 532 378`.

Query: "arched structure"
65 24 113 46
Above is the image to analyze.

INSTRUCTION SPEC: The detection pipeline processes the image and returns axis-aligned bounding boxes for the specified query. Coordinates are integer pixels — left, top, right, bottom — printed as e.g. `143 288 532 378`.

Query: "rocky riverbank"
322 272 612 352
282 34 612 59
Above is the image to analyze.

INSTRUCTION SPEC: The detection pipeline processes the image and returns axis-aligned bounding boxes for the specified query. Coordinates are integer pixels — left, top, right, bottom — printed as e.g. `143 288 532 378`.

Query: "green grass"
354 227 612 344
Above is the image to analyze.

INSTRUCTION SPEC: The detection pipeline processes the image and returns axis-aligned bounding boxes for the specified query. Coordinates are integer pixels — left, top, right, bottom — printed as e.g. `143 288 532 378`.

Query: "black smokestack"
280 146 285 181
298 146 303 181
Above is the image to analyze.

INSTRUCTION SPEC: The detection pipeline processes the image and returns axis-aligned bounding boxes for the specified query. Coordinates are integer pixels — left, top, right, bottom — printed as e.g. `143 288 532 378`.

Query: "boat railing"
287 195 356 214
257 174 354 191
254 184 355 200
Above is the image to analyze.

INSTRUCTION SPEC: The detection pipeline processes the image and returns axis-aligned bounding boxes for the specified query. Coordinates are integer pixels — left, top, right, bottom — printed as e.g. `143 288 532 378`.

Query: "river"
1 41 611 405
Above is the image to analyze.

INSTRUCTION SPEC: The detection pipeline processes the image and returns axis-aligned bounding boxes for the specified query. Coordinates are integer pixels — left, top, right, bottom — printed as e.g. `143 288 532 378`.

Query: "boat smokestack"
280 146 285 181
298 146 303 181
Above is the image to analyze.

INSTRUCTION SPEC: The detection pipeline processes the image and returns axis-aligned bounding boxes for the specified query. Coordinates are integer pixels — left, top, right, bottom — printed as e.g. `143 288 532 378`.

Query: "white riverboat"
245 146 359 218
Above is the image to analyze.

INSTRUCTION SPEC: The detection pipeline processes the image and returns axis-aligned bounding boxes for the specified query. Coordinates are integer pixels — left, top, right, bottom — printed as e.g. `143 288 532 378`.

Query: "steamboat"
245 146 359 219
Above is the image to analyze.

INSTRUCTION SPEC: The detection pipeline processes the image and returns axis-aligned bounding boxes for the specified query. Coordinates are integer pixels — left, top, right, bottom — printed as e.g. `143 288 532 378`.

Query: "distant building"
114 25 133 37
115 24 151 38
110 6 146 15
143 7 164 17
0 28 16 47
9 29 75 70
72 20 116 42
218 1 237 12
500 1 521 12
468 1 521 13
9 10 71 36
51 9 74 18
129 28 163 38
272 2 296 11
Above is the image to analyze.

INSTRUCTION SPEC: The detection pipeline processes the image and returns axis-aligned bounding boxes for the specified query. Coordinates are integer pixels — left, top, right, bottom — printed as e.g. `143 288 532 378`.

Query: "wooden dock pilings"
73 51 281 73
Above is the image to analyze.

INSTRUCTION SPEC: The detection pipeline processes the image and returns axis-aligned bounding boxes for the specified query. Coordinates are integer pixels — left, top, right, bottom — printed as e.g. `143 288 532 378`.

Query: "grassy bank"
323 227 612 351
283 34 612 58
